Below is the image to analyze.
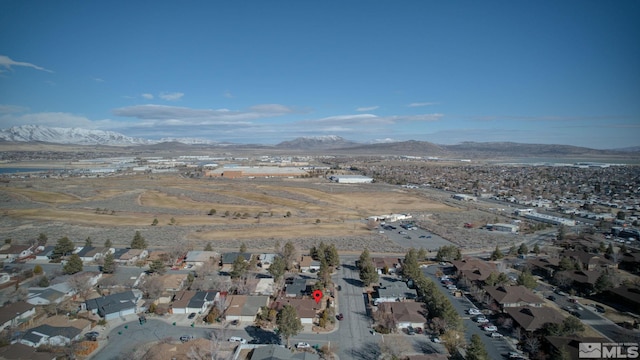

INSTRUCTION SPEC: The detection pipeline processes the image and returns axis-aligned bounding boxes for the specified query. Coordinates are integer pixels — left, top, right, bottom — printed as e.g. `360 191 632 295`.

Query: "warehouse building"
204 166 308 178
328 175 373 183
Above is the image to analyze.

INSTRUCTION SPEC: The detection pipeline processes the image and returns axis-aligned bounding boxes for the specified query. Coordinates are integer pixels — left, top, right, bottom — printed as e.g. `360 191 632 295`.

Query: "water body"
0 168 58 174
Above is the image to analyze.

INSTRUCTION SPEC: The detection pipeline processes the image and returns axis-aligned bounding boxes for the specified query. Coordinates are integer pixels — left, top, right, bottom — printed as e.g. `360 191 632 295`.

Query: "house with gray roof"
84 290 142 320
373 278 417 305
27 282 75 305
0 301 36 331
285 278 309 298
220 252 252 271
20 324 82 347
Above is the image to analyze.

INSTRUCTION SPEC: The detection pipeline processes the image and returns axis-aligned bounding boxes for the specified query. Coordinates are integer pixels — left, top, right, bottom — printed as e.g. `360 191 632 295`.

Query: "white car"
475 317 489 323
228 336 247 344
467 308 481 315
296 342 311 349
484 325 498 332
431 337 441 343
490 332 504 338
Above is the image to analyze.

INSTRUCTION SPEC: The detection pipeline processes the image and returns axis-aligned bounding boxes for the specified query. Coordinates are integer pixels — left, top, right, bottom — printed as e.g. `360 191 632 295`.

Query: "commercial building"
488 223 519 233
328 175 373 183
205 165 308 178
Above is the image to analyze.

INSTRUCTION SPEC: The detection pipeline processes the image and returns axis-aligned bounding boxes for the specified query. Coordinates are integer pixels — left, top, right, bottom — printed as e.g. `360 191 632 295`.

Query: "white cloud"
0 55 53 73
159 92 184 101
141 93 154 100
408 102 438 107
356 106 379 112
224 90 234 98
0 105 29 114
0 111 114 129
93 77 105 83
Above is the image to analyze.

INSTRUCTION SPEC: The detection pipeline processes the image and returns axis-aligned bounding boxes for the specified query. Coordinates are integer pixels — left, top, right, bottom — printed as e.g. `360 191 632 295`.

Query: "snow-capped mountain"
0 125 156 146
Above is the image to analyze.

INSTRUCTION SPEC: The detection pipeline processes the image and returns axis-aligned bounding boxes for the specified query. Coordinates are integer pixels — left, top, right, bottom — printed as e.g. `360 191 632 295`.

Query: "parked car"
85 331 99 341
228 337 247 344
483 325 498 332
490 332 504 338
406 326 416 335
595 304 606 313
180 335 194 342
475 316 489 323
336 313 344 321
467 308 481 315
547 295 556 301
415 327 423 334
188 312 196 319
296 342 311 349
431 336 441 343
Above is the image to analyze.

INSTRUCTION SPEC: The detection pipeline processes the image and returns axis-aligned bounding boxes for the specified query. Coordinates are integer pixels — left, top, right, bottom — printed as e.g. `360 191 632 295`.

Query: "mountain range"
0 125 638 159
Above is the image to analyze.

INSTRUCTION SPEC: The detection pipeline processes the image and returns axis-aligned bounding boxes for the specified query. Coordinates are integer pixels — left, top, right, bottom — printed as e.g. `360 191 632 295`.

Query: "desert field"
0 173 460 253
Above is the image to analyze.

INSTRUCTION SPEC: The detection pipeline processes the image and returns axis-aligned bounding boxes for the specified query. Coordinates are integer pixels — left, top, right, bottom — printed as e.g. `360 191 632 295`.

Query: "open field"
0 173 463 252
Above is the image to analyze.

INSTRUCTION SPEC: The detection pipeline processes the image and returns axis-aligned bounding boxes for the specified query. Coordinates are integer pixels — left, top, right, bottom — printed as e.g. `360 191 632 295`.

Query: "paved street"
422 264 516 360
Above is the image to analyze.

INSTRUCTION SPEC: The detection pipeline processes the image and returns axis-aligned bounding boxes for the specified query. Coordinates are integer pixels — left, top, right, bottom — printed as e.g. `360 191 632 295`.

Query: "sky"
1 1 639 149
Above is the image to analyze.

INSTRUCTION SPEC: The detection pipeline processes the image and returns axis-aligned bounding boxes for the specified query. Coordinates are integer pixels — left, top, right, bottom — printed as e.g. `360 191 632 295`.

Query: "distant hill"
441 142 624 157
0 125 154 146
334 140 448 156
275 135 359 150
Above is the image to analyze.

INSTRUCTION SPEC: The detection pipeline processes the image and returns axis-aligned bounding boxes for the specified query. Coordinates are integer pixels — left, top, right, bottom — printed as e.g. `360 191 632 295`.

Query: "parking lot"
376 223 457 251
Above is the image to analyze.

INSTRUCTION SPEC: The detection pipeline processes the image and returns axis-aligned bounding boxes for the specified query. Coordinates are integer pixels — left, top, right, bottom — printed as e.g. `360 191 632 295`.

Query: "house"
0 301 36 331
116 249 148 265
224 295 269 323
257 253 277 269
619 250 640 274
272 297 318 325
484 285 544 311
555 270 602 294
20 324 82 347
251 344 320 360
561 250 616 270
251 344 321 360
111 248 131 264
299 255 321 273
171 290 218 314
527 257 560 278
0 245 33 262
220 252 251 271
285 278 309 298
378 302 427 329
27 282 76 305
157 273 189 293
42 315 91 334
84 290 142 320
0 343 56 360
605 286 640 310
184 251 219 268
373 278 417 305
146 250 170 266
371 257 402 274
451 258 498 283
75 246 110 263
35 245 55 261
253 278 275 296
505 306 563 332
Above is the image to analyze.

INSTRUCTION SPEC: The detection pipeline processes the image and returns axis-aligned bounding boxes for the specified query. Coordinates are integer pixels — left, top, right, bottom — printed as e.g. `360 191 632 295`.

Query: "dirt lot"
0 173 522 253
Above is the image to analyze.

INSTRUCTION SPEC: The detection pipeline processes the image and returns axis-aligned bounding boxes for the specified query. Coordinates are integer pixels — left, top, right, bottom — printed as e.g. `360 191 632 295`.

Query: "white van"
228 336 247 344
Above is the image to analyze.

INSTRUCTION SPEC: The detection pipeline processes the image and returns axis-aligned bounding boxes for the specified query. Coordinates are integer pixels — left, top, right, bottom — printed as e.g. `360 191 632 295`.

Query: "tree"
436 245 461 262
533 244 541 255
131 231 147 249
151 218 158 226
417 248 428 261
562 315 585 334
508 245 518 256
38 233 48 246
594 273 612 293
441 329 466 355
490 245 503 260
68 272 93 300
558 225 567 241
204 243 213 251
63 254 83 274
148 258 166 275
52 236 75 260
239 243 247 253
617 211 626 220
325 244 340 268
268 256 286 282
104 238 112 248
517 269 537 289
84 236 92 247
518 243 529 255
282 241 296 271
558 257 574 271
466 334 489 360
229 255 247 279
33 264 43 275
208 208 216 216
358 249 379 287
140 275 163 299
102 252 116 274
37 276 50 287
276 304 303 347
316 257 332 289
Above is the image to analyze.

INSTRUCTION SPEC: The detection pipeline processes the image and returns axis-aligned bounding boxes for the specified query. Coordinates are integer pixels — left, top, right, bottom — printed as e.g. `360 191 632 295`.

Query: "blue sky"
1 1 639 148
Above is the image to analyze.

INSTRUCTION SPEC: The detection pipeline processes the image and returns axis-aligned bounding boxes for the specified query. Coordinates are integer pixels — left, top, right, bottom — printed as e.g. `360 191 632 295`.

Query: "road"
422 264 517 360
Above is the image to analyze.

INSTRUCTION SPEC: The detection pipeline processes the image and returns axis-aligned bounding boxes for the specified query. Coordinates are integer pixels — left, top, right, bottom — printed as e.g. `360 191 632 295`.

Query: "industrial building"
521 211 576 226
487 223 519 233
452 194 477 201
204 166 308 178
328 175 373 183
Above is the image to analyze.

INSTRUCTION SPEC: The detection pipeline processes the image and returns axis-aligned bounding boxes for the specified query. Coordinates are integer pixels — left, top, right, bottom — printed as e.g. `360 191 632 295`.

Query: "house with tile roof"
224 295 270 323
378 301 427 329
271 297 317 325
505 306 564 332
452 258 498 283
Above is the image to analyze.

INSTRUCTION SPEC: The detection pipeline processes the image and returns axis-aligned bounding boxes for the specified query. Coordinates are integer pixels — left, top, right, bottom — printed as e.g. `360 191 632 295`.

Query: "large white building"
328 175 373 184
522 212 576 226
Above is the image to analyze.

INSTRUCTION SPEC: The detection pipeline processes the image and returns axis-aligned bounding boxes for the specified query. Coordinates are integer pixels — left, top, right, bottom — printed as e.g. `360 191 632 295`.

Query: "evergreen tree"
490 245 504 260
204 242 213 251
148 258 166 275
518 243 529 255
63 254 83 275
38 233 48 246
417 247 428 261
282 241 296 271
517 269 537 289
325 244 340 268
533 244 541 255
130 231 147 249
558 225 567 241
52 237 75 260
104 238 112 248
268 256 286 282
239 243 247 253
594 273 612 293
102 252 116 274
230 255 247 279
85 236 92 247
508 245 518 256
358 249 379 286
276 304 303 347
466 334 489 360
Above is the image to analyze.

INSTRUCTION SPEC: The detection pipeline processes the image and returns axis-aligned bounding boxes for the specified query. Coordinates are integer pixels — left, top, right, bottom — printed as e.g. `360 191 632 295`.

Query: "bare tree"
379 336 410 360
138 275 163 299
68 273 95 301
